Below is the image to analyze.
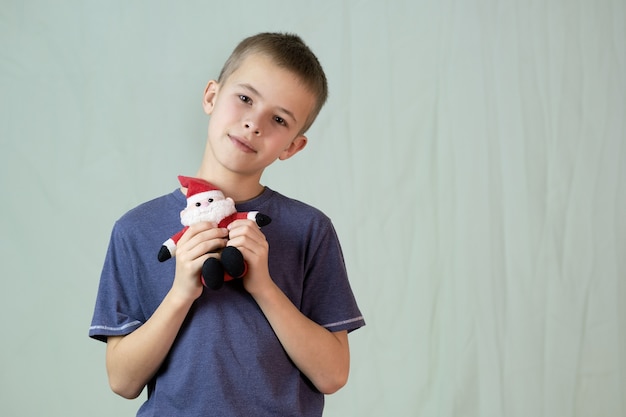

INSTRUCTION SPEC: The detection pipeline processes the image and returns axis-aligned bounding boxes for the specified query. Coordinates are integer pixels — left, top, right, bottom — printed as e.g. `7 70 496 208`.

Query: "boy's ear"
278 135 308 161
202 80 219 114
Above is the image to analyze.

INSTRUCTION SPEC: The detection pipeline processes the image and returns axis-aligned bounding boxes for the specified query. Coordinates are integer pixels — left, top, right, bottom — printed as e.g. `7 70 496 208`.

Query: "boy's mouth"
228 134 257 153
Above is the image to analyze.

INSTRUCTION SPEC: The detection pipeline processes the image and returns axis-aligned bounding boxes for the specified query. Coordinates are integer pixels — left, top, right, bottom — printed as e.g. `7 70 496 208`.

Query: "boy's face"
202 53 316 178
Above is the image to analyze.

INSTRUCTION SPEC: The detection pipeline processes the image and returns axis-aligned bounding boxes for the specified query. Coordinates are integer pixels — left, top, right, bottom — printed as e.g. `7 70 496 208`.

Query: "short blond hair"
218 32 328 133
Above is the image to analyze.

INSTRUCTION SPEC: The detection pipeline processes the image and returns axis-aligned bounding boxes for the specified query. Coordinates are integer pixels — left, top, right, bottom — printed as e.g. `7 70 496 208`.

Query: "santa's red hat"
178 175 224 206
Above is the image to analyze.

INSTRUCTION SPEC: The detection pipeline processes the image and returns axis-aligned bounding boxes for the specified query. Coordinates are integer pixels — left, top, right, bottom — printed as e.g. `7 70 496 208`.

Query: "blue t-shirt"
89 187 365 417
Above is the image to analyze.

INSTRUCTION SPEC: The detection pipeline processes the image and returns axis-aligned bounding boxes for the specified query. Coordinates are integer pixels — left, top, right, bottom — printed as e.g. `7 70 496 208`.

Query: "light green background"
1 1 625 416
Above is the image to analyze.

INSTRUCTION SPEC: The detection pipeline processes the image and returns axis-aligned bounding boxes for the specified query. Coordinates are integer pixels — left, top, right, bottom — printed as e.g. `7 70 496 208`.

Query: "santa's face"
180 193 236 226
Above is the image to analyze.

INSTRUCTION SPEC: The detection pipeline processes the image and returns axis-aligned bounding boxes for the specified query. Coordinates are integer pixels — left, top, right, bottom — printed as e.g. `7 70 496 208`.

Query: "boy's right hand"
171 222 229 301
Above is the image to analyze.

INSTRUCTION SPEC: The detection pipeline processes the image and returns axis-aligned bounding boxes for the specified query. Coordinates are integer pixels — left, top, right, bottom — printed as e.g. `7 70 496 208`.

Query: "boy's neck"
192 167 265 204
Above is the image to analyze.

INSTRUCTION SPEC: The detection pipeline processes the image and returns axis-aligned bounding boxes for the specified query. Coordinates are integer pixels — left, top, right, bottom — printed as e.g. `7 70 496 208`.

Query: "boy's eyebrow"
238 83 297 123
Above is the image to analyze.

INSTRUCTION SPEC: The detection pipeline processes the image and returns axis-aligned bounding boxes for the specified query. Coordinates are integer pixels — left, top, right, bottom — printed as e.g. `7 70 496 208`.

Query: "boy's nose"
244 120 261 136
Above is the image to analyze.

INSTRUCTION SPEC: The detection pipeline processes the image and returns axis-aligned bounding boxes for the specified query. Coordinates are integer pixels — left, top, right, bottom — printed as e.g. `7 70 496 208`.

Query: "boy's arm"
227 220 351 394
105 222 228 398
106 292 195 398
251 285 350 394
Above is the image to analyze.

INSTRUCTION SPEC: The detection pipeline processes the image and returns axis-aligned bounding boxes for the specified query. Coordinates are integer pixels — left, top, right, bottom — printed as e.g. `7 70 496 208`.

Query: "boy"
89 32 365 416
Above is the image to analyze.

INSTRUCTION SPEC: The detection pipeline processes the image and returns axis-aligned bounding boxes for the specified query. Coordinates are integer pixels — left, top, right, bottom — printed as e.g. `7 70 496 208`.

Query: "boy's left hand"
226 219 272 293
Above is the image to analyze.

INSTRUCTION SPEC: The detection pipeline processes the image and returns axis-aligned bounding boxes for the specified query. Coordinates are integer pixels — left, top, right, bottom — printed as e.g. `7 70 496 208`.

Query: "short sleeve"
89 221 145 342
300 220 365 333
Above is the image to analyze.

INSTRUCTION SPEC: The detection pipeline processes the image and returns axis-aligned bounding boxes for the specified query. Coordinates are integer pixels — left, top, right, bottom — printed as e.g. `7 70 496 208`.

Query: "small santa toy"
158 175 271 289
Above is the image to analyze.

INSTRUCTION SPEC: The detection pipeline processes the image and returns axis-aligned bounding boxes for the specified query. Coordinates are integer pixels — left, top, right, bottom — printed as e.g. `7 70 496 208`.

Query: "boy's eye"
239 95 251 104
274 116 286 126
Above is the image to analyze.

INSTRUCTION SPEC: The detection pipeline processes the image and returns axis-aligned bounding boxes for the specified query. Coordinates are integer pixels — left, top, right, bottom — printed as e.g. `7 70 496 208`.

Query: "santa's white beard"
180 199 236 226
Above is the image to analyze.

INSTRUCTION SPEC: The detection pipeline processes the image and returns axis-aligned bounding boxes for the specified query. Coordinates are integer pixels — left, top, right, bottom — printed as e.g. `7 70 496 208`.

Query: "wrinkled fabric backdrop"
1 1 624 416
